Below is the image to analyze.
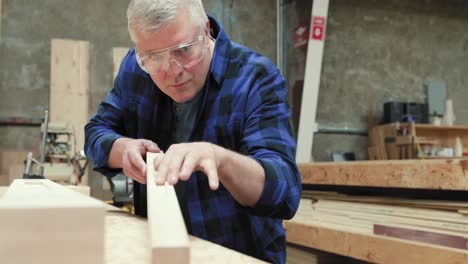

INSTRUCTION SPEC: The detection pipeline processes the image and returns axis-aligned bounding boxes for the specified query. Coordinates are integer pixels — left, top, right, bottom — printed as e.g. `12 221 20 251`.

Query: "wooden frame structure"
146 152 190 264
0 179 104 264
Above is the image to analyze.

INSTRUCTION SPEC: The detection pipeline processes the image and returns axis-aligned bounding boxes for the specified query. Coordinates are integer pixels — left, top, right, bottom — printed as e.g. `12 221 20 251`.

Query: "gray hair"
127 0 208 35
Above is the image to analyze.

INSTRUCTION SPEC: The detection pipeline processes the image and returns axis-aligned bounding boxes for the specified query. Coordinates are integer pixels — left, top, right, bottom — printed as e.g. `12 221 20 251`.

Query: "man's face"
132 12 212 103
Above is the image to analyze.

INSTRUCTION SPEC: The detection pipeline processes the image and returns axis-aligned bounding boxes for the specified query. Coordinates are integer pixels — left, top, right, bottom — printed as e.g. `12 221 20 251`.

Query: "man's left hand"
152 142 221 190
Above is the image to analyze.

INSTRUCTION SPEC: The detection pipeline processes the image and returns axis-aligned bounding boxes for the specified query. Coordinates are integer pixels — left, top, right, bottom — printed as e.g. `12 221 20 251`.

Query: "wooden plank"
314 200 468 224
146 152 189 264
374 223 468 250
0 179 105 264
296 0 329 162
112 47 129 78
285 199 468 263
0 150 29 175
303 190 468 211
313 202 468 235
50 38 89 185
8 163 24 184
0 175 7 186
299 159 468 190
0 150 30 186
415 124 468 134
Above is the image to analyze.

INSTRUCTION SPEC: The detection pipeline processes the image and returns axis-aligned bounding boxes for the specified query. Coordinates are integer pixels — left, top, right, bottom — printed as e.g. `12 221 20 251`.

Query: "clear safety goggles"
136 33 207 74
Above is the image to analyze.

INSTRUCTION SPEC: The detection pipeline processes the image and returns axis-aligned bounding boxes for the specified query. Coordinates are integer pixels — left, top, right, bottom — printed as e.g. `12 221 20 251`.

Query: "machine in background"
23 110 88 184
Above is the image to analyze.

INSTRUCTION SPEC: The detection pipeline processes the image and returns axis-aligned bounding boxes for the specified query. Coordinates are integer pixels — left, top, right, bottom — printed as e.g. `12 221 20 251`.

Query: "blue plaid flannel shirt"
85 15 301 263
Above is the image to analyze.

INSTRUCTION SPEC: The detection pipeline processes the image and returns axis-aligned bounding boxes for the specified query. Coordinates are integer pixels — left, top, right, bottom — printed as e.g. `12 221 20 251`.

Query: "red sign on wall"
311 16 326 41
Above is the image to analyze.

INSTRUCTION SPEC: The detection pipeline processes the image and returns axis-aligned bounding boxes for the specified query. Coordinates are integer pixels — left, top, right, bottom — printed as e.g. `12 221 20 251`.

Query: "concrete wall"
0 0 276 150
0 0 276 190
284 0 468 161
1 0 467 176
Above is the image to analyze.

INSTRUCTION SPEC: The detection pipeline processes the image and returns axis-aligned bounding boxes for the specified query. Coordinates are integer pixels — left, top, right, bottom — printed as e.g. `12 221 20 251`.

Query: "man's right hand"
108 138 160 184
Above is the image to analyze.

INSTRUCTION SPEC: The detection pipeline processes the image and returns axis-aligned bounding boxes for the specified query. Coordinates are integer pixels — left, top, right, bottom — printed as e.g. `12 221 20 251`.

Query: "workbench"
0 186 265 264
299 159 468 190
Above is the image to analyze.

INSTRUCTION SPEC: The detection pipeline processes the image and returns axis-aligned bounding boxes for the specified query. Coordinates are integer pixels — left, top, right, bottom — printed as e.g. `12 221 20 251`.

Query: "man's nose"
167 59 184 76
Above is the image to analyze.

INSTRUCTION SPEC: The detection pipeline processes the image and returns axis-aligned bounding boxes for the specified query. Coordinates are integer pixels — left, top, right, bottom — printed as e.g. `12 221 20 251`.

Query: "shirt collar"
208 14 230 88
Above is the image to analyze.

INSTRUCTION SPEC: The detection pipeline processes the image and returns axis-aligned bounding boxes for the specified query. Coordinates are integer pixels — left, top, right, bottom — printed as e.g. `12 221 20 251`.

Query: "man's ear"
205 20 210 37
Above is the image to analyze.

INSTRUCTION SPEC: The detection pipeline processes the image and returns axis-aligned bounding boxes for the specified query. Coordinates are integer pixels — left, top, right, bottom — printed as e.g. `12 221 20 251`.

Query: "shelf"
368 123 468 160
299 159 468 191
415 124 468 133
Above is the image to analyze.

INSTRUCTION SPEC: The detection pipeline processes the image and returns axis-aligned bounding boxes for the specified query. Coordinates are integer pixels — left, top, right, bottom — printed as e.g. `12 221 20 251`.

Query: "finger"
179 152 197 181
143 140 160 153
128 151 146 175
166 151 186 186
153 154 164 170
123 166 146 184
154 154 169 186
200 159 219 190
127 153 147 183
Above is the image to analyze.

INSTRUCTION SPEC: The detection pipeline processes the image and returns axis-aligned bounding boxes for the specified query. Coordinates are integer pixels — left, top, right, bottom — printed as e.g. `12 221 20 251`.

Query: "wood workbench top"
299 159 468 190
0 186 265 264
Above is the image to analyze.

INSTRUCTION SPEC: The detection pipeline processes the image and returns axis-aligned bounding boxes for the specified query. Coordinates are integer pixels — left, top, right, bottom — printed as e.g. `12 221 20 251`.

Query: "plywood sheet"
50 38 89 184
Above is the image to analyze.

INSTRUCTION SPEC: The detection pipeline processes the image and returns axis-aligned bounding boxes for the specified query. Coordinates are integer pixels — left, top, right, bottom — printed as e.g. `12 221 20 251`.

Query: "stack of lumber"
298 191 468 250
285 199 468 264
286 244 365 264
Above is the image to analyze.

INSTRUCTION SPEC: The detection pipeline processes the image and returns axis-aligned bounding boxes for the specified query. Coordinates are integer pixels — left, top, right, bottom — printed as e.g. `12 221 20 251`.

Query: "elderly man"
85 0 301 262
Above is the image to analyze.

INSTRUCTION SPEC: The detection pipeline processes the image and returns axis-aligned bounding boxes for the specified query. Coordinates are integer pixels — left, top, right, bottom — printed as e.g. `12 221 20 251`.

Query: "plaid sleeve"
241 63 302 220
84 56 128 177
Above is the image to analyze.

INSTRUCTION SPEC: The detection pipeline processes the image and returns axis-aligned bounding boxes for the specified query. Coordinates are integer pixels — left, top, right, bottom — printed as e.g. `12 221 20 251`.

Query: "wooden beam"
0 179 104 264
285 199 468 263
146 152 190 264
299 159 468 190
50 38 89 185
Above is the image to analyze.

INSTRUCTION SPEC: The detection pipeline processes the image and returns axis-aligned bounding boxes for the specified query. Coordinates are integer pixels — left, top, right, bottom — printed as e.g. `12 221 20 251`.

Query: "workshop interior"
1 1 468 263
